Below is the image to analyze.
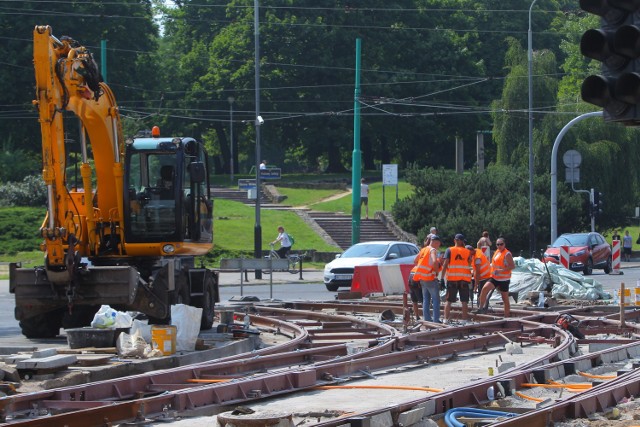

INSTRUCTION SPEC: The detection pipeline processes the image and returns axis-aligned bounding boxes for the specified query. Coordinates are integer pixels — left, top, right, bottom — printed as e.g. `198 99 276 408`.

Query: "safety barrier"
350 264 414 296
612 240 621 274
560 245 570 269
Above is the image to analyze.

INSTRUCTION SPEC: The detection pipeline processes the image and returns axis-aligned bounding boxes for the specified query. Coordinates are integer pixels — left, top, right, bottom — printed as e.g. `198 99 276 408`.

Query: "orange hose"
515 391 544 402
314 385 443 392
521 383 591 390
548 380 591 389
577 371 616 380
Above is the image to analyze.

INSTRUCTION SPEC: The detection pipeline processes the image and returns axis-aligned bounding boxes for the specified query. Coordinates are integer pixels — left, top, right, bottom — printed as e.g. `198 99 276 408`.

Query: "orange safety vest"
474 248 491 280
491 248 512 281
445 246 473 282
410 246 429 274
413 247 439 281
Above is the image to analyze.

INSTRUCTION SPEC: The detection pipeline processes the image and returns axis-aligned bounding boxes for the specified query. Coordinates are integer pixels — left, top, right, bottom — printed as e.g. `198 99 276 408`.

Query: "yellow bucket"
151 325 177 355
618 289 632 306
636 287 640 306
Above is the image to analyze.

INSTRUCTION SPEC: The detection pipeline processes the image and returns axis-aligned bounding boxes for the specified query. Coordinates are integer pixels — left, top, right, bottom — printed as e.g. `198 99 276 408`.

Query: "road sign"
382 164 398 185
238 179 256 190
563 150 582 168
260 168 281 179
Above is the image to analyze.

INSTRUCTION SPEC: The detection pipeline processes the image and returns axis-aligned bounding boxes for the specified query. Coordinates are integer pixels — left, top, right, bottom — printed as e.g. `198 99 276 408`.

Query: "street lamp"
253 0 262 278
228 96 235 184
528 0 538 257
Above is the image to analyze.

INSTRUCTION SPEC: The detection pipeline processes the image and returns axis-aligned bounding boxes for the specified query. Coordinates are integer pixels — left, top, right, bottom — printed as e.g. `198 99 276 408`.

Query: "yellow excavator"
10 26 219 338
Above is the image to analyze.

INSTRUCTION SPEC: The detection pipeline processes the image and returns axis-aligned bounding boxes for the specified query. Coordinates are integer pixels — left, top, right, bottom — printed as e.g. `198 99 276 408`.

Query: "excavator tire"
192 273 217 330
20 310 64 339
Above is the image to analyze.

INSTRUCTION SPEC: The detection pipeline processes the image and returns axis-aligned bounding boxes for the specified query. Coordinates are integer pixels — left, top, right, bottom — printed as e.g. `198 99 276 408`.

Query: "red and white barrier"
350 264 414 296
612 240 621 275
560 245 570 269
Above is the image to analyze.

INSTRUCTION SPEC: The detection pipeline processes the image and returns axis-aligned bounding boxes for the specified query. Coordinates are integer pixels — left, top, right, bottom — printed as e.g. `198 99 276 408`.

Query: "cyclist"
271 226 292 258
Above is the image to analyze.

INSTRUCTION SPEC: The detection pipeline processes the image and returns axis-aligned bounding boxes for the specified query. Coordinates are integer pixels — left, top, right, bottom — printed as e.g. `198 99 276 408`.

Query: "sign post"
382 164 398 211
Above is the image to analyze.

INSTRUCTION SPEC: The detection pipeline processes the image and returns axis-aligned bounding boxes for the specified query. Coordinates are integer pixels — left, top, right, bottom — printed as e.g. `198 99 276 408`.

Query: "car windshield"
341 244 388 258
552 234 588 247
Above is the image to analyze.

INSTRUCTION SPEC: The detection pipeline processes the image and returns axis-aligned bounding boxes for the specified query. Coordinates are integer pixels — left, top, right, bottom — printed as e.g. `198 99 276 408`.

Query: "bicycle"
266 243 307 274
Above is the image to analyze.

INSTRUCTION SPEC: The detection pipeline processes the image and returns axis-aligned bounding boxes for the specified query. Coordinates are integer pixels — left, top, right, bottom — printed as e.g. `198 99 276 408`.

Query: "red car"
543 232 612 275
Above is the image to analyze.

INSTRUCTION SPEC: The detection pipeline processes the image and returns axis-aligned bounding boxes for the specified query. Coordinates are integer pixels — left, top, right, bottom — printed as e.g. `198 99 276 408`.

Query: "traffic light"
593 190 604 216
580 0 640 125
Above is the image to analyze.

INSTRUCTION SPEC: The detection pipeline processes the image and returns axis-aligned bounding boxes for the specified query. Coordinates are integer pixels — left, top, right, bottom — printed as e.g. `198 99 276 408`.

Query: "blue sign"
260 168 281 179
238 179 256 190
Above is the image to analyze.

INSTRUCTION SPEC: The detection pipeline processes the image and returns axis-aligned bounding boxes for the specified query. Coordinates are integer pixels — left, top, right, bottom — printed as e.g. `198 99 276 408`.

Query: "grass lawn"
310 181 414 214
213 199 339 253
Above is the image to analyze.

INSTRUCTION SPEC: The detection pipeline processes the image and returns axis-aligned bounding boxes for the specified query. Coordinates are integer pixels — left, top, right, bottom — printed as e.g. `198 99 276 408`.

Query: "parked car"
323 241 420 291
543 232 612 275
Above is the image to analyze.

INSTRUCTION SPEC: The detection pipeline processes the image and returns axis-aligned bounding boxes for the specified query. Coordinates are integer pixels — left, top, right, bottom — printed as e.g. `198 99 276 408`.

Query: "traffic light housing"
593 190 604 216
580 0 640 125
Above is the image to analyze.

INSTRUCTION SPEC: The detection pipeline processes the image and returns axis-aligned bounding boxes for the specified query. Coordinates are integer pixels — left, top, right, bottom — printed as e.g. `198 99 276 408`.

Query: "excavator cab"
124 135 213 249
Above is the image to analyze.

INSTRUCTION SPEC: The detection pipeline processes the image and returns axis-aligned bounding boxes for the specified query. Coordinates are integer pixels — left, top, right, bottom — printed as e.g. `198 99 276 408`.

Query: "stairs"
307 212 398 250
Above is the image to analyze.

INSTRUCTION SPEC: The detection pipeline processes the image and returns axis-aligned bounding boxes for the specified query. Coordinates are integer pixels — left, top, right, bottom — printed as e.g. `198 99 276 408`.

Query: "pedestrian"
260 160 267 170
472 242 492 302
270 226 292 258
439 234 473 322
413 235 443 323
477 231 492 257
408 236 430 321
612 229 621 241
623 230 633 262
360 178 369 220
425 226 437 246
476 237 516 317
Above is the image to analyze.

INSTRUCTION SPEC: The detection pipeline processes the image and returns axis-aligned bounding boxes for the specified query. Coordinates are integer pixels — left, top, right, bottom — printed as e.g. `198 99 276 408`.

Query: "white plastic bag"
130 319 152 343
91 305 117 328
90 305 133 329
171 304 202 352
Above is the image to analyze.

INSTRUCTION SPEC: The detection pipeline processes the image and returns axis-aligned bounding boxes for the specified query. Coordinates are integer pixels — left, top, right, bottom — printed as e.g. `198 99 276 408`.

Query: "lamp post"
253 0 262 278
228 96 235 184
528 0 538 257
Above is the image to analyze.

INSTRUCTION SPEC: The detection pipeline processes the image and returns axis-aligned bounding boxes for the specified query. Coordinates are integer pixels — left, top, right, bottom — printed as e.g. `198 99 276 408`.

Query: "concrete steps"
307 212 398 250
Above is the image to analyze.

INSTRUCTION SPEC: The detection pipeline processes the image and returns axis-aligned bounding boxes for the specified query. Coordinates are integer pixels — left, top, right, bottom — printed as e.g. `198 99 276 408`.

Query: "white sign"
382 164 398 186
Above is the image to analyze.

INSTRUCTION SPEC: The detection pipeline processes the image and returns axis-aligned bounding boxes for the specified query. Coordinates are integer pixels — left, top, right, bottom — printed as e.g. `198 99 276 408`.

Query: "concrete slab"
16 355 77 370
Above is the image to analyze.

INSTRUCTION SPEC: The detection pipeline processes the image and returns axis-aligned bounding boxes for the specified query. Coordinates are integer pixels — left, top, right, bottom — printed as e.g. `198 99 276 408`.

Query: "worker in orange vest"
471 243 491 301
413 235 443 323
439 234 473 322
476 237 516 317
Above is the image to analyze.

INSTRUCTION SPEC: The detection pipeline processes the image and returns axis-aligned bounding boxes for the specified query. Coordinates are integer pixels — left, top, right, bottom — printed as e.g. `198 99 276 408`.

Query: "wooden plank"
74 355 114 367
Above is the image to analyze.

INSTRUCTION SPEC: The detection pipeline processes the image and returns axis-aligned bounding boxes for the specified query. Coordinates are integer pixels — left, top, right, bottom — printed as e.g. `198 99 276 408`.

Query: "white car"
323 241 420 291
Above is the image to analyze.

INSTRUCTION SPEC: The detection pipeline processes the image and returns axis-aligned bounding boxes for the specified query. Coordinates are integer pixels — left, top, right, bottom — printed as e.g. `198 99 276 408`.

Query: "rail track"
0 300 638 426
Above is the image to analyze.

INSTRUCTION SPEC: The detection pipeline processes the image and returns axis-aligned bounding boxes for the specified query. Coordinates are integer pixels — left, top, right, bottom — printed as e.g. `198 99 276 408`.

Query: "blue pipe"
444 407 517 427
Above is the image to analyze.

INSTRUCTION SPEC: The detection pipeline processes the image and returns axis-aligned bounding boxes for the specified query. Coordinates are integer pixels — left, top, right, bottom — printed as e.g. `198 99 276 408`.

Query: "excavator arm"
33 25 125 272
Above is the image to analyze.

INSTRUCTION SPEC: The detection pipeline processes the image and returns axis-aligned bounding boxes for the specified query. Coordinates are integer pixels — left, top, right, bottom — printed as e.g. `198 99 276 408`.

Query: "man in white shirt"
360 178 369 220
260 160 267 170
271 226 292 258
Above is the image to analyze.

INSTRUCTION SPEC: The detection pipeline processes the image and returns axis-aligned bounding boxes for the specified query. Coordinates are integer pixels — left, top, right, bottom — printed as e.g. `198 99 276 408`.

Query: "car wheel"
604 256 612 274
325 283 339 292
583 257 593 275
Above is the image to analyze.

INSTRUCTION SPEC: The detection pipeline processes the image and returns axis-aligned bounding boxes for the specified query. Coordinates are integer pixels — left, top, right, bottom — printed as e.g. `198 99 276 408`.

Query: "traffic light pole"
590 188 595 232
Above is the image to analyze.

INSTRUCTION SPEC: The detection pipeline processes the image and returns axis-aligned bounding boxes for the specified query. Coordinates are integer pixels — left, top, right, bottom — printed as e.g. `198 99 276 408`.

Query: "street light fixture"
228 96 234 184
528 0 538 257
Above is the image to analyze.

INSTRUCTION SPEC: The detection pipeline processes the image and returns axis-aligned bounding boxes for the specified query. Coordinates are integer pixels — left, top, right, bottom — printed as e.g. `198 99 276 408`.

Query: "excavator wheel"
20 310 64 339
192 273 217 330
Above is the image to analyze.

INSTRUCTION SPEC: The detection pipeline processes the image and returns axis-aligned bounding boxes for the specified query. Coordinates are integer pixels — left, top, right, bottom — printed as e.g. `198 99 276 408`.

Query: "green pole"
351 38 362 246
100 39 107 83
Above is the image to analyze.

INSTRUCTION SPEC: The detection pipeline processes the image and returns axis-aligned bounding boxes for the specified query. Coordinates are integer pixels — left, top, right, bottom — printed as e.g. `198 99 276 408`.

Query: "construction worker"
413 235 443 323
408 237 431 321
439 234 473 322
472 243 491 302
476 237 516 317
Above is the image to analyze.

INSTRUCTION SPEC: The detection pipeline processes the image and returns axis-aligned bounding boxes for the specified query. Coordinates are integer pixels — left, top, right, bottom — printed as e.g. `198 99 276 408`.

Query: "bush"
0 175 47 207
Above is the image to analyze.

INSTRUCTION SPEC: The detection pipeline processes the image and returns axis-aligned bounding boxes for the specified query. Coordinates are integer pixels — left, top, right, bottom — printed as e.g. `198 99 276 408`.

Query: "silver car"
323 241 420 291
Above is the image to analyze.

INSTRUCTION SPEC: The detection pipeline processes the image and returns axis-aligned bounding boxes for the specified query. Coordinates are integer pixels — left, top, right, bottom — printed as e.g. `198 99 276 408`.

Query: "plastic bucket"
151 325 177 355
636 287 640 306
